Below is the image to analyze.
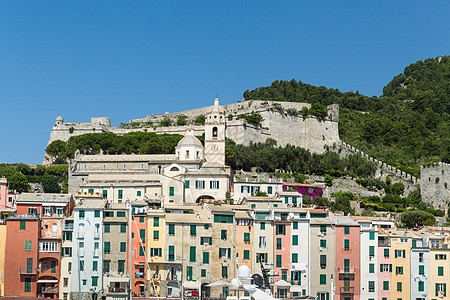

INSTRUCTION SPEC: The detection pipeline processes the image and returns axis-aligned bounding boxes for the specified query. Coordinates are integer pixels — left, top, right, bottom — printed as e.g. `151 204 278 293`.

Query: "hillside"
243 56 450 177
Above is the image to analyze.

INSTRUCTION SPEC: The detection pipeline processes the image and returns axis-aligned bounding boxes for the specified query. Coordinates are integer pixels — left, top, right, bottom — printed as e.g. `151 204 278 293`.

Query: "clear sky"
1 1 449 164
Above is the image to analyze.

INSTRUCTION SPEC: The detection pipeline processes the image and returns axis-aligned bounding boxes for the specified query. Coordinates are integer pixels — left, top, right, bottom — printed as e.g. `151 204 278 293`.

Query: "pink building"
377 229 391 300
334 216 360 300
0 177 16 210
273 209 291 298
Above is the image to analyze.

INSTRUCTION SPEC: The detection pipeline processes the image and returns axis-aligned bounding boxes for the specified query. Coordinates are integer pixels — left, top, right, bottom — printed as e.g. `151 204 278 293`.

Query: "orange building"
5 217 40 297
131 201 149 297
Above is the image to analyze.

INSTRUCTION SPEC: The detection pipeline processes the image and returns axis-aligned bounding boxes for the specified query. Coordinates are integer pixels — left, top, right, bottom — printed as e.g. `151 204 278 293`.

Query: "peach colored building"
235 209 253 271
333 216 360 300
0 177 16 210
131 201 149 297
377 229 391 300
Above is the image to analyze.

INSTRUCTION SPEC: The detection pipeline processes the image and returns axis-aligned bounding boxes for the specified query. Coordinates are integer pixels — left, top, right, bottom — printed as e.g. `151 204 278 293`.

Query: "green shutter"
25 240 31 251
244 232 250 242
419 265 424 274
369 232 375 240
276 255 282 267
438 266 444 276
169 187 174 196
344 239 350 249
169 246 174 261
24 278 31 292
190 246 196 262
203 252 209 264
292 235 298 245
320 240 327 248
320 274 326 285
292 253 298 263
154 217 159 227
260 222 265 230
137 191 142 196
94 210 100 217
344 226 349 234
104 224 110 233
244 250 250 260
92 261 98 271
169 224 175 235
104 242 110 252
51 260 57 273
228 248 231 258
120 224 126 233
154 230 159 240
369 246 375 256
190 225 196 235
187 266 193 279
20 221 26 230
118 189 123 199
185 180 190 188
293 222 298 229
384 249 389 257
369 263 374 273
120 242 126 252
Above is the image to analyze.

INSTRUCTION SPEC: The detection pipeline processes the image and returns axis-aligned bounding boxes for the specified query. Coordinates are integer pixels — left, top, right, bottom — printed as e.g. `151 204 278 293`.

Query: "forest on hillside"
243 56 450 177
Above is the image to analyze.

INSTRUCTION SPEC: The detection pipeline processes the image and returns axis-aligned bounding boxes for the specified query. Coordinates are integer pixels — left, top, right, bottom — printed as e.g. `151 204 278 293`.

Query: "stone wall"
44 100 341 164
420 163 449 211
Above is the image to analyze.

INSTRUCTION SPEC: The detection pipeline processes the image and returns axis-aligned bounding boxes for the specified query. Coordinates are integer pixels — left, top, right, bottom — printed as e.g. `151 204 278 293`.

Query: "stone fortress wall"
45 100 340 163
420 162 449 211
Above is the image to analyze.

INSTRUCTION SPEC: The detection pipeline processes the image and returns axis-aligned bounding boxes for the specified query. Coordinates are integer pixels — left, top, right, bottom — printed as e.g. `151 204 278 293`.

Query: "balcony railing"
64 224 74 230
19 267 38 275
340 286 354 294
135 272 145 278
41 286 59 293
338 267 355 280
107 287 128 294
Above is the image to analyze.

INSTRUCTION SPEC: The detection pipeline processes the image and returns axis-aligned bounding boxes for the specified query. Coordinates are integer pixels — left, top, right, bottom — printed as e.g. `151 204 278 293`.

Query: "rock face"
44 100 340 164
420 163 450 211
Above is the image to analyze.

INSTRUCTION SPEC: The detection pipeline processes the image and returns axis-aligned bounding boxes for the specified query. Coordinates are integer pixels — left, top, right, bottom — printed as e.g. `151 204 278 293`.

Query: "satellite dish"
252 274 263 287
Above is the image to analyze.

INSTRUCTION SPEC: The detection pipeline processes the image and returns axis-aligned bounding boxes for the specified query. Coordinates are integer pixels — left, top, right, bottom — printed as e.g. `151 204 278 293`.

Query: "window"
344 226 350 234
137 191 142 196
104 242 110 254
153 217 159 227
380 264 392 272
92 276 98 287
260 222 265 230
140 216 145 223
400 238 407 243
51 260 56 273
185 180 190 188
320 274 326 285
214 214 233 223
120 224 126 233
292 235 298 245
118 190 123 199
190 246 196 262
118 260 125 273
320 255 326 268
344 239 350 250
153 230 159 240
259 236 266 248
369 281 375 292
222 266 228 278
186 266 193 280
140 246 146 256
292 253 298 263
93 261 98 271
438 266 444 276
104 224 110 233
276 225 286 235
419 265 424 275
397 282 402 292
203 252 209 264
169 187 174 196
369 232 375 240
94 210 100 217
276 238 282 250
436 283 446 296
219 248 231 259
201 269 206 277
276 255 282 267
190 225 197 236
293 222 298 229
241 232 250 243
25 240 31 251
320 225 326 233
412 239 417 247
384 249 389 257
281 270 287 281
24 277 31 293
120 242 126 252
80 260 84 271
39 241 59 252
396 266 403 275
117 211 125 217
395 250 406 258
210 181 219 189
267 186 273 194
102 190 107 199
418 281 424 291
150 248 161 257
103 260 110 272
168 246 175 261
320 239 327 248
196 180 205 189
244 250 250 260
383 281 389 290
79 210 85 218
220 229 227 240
369 263 374 273
169 224 175 235
82 280 86 286
419 252 424 262
435 254 447 260
369 246 375 256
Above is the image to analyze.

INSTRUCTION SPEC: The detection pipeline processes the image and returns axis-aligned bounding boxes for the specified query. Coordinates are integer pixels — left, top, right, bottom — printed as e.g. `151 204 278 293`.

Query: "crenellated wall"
420 162 449 211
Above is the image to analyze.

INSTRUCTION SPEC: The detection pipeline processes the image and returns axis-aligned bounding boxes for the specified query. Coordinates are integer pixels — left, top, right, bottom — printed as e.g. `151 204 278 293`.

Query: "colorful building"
272 208 291 298
147 209 165 297
131 201 149 297
0 177 16 209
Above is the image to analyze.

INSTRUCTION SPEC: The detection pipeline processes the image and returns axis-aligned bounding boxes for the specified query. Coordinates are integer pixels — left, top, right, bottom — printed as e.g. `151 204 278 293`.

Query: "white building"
70 199 105 300
410 236 430 300
291 208 309 297
233 182 283 202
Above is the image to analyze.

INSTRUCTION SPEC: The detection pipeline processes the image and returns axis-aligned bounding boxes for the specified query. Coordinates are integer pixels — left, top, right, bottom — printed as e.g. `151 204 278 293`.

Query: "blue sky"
1 1 449 164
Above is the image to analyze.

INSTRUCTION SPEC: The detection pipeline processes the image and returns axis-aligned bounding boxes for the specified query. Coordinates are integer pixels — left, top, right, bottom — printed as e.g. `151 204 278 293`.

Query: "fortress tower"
204 98 226 165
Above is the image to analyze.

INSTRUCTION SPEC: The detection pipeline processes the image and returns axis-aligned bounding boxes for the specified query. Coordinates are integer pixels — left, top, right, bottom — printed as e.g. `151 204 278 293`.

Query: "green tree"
324 174 333 187
41 174 61 193
160 117 172 127
8 173 30 193
176 115 188 126
400 210 436 228
194 115 206 125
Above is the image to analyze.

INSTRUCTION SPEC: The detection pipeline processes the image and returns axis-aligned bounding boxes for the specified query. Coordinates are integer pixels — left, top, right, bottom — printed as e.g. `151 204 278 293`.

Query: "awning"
183 281 199 289
134 262 146 265
206 280 232 287
272 280 291 287
37 279 59 283
108 278 130 283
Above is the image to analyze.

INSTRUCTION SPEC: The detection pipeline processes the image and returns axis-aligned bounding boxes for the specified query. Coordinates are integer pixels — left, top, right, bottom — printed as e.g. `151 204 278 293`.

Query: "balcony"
135 272 145 279
338 267 355 280
340 286 354 294
19 267 38 275
41 286 59 293
64 223 73 230
378 240 390 247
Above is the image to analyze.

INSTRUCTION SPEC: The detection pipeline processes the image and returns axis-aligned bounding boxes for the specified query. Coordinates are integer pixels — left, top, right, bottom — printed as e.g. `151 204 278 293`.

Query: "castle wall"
420 163 449 211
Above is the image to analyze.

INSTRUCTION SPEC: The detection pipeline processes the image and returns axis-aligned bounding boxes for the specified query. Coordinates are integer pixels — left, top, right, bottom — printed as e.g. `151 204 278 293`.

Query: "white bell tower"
204 97 226 165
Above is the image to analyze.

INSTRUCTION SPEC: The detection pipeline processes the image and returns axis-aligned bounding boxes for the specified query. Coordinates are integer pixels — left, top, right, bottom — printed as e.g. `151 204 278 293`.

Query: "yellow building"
147 209 166 296
386 228 415 300
0 223 6 296
429 240 449 299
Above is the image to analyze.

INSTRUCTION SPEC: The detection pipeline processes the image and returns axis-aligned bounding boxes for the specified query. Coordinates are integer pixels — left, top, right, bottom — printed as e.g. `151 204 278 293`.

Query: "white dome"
208 97 224 114
177 135 203 147
238 265 252 281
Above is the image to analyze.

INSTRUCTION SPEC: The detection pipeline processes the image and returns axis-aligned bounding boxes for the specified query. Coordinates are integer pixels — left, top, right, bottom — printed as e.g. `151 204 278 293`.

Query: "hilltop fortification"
44 100 340 164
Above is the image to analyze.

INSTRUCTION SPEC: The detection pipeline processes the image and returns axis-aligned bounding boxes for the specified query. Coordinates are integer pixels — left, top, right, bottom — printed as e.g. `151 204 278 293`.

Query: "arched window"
170 167 179 172
212 127 218 138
